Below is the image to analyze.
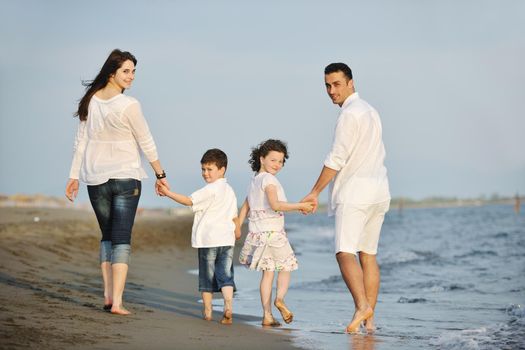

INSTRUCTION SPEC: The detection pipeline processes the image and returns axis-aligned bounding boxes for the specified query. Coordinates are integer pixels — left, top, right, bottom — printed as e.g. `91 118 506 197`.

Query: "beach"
0 207 299 350
1 204 524 350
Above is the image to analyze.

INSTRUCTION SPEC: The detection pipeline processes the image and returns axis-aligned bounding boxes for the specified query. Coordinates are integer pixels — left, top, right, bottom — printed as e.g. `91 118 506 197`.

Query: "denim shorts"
87 179 141 264
198 246 236 293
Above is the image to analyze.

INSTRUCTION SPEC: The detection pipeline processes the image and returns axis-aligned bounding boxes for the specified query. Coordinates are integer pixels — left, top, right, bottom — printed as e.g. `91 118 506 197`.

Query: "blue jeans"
88 179 141 264
198 246 236 293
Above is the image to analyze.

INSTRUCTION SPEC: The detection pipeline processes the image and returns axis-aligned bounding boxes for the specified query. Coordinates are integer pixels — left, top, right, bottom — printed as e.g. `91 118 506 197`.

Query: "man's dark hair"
201 148 228 170
324 62 353 81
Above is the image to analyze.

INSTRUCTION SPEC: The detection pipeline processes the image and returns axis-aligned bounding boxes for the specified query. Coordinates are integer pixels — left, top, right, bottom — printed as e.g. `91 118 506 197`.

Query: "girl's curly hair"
248 139 289 172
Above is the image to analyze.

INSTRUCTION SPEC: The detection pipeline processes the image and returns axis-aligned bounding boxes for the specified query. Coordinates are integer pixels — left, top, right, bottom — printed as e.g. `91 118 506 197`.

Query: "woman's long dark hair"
75 49 137 121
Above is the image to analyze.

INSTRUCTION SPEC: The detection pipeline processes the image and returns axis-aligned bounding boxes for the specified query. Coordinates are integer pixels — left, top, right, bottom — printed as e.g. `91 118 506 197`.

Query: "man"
302 63 390 333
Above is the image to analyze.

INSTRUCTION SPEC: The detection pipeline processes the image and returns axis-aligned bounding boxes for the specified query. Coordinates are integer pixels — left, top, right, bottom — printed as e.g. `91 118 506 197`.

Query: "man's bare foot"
219 310 233 325
262 315 281 327
364 317 376 332
111 306 131 316
345 307 373 333
274 299 293 324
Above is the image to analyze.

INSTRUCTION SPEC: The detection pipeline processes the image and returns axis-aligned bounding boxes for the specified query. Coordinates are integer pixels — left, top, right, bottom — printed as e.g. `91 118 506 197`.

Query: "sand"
0 207 300 350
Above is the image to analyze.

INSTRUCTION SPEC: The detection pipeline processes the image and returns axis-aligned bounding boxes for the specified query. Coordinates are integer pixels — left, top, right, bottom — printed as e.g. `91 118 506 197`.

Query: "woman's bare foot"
274 299 293 324
345 306 373 333
219 310 233 325
110 305 131 316
262 315 281 327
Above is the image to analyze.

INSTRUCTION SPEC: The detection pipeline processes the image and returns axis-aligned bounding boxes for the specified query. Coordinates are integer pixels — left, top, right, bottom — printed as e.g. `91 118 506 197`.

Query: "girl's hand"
300 193 319 214
299 201 315 214
65 179 79 202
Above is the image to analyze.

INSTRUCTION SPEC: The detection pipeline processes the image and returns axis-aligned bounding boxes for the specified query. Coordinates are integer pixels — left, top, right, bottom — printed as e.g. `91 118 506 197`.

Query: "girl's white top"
247 172 287 233
69 94 159 185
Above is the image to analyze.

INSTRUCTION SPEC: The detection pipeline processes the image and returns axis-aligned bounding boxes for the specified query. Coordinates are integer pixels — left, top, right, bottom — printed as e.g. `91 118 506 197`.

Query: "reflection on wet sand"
348 333 378 350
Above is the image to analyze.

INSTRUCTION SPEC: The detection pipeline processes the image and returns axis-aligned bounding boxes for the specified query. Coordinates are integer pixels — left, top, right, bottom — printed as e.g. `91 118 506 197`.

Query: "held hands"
65 179 79 202
156 181 171 197
298 201 315 214
300 193 319 214
155 178 170 196
233 217 242 240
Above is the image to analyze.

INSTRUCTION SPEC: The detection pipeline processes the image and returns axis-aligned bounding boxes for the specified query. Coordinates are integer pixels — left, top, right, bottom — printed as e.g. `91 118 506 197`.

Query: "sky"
1 0 524 208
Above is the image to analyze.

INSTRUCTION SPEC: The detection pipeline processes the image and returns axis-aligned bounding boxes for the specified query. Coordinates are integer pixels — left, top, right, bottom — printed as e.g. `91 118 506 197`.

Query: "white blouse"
69 94 159 185
324 92 390 209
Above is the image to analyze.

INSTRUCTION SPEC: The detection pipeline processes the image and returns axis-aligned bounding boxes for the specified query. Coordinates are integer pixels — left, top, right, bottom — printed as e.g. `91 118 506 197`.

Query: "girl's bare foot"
103 297 113 311
110 306 131 316
219 310 233 325
262 315 281 327
274 299 293 324
345 307 373 333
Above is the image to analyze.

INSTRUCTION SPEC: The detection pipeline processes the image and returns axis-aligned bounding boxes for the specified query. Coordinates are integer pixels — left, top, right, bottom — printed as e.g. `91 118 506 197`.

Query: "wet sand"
0 207 300 350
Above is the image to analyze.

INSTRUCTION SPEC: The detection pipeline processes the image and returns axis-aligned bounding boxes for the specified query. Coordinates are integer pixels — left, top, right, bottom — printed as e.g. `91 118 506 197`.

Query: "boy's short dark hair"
201 148 228 170
324 62 353 81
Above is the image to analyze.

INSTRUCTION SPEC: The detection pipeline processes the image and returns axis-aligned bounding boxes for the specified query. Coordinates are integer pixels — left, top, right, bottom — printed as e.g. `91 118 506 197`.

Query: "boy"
158 148 239 324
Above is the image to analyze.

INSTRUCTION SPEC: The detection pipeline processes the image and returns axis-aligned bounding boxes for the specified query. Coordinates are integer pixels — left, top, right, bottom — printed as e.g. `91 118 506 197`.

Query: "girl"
237 139 314 326
65 49 169 315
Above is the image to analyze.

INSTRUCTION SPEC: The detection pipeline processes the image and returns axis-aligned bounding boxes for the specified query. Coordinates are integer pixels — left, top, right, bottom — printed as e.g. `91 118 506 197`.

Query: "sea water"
232 204 525 349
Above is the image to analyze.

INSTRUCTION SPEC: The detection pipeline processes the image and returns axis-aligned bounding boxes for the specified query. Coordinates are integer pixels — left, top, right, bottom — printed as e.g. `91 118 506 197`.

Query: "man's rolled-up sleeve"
324 113 357 171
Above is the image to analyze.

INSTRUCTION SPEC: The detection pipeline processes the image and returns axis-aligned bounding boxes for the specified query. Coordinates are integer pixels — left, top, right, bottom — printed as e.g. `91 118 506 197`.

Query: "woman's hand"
155 178 170 196
65 179 79 202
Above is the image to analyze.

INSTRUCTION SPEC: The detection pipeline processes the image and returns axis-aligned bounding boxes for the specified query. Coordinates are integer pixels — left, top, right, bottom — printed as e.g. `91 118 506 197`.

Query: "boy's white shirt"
189 178 238 248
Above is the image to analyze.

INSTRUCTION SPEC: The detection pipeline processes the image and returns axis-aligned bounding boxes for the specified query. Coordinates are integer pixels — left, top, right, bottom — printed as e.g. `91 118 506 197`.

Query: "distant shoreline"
0 193 521 211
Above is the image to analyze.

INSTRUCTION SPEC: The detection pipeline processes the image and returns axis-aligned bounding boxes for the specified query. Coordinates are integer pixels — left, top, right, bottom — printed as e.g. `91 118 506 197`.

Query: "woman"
65 49 169 315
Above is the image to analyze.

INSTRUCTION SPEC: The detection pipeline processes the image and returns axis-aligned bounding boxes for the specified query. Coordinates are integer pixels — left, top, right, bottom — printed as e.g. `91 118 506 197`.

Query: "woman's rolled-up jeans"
87 179 141 265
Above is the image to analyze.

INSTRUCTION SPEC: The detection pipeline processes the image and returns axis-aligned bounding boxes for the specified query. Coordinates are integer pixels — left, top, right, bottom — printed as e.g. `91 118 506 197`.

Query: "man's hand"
300 192 319 214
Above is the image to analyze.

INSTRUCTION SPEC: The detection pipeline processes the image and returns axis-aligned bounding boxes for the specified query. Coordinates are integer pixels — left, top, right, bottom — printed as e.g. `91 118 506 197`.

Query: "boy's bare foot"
345 307 373 333
219 310 233 325
110 306 131 316
262 315 281 327
202 307 212 321
274 299 293 324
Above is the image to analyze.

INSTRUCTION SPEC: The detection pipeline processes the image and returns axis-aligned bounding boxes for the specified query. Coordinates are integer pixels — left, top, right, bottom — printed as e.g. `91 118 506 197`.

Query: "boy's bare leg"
359 252 380 331
202 292 213 320
336 252 373 332
219 286 234 324
260 271 280 326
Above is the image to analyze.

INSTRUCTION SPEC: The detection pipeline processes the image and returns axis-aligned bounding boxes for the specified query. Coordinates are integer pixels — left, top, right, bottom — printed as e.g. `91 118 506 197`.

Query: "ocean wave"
431 304 525 350
397 297 428 303
454 250 498 259
292 275 342 291
506 304 525 324
409 280 473 292
380 250 443 266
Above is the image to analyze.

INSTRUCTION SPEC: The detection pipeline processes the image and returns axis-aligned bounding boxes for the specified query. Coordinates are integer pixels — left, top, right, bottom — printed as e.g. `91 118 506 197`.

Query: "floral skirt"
239 230 298 272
